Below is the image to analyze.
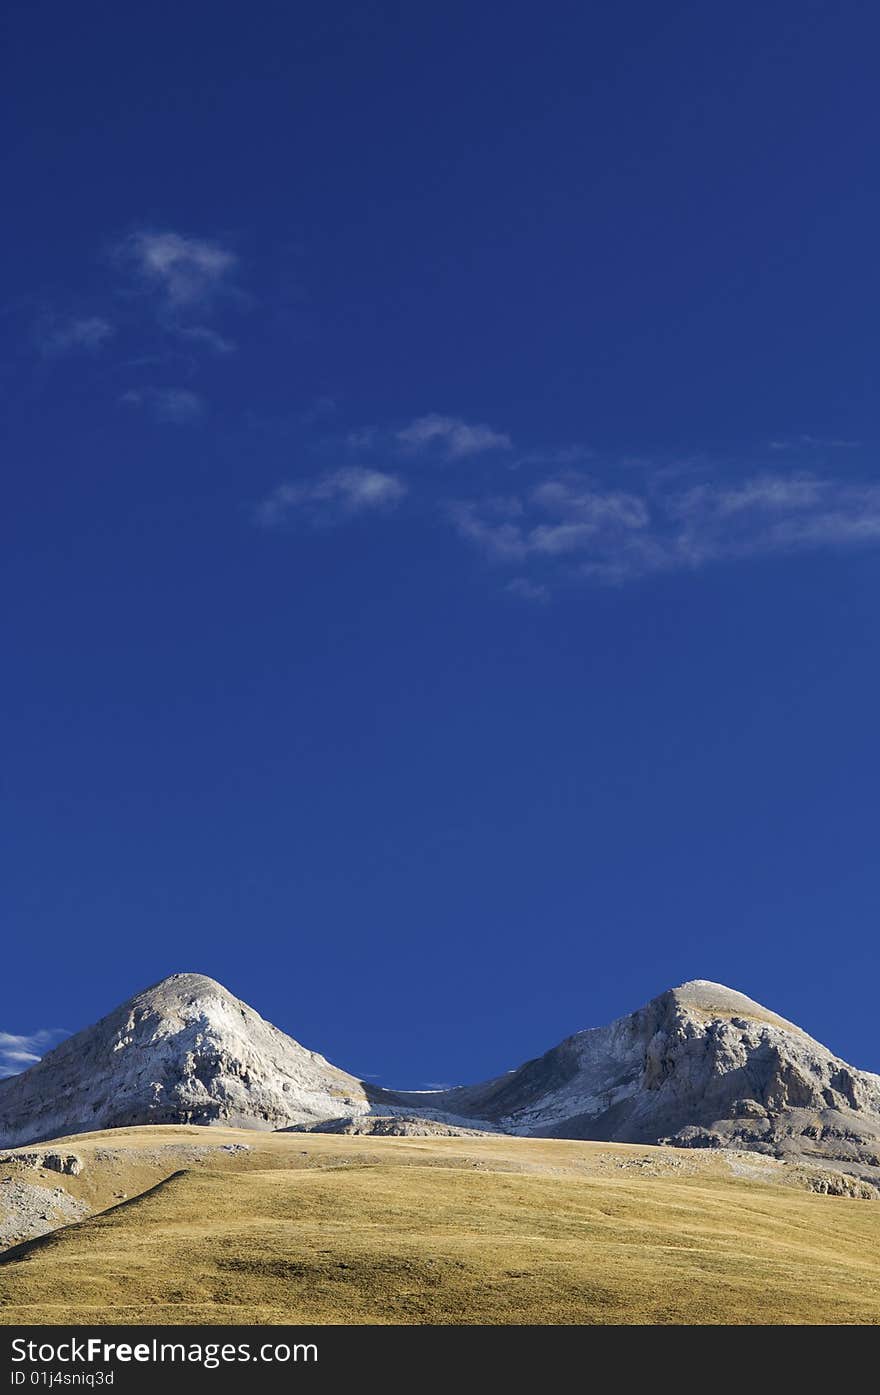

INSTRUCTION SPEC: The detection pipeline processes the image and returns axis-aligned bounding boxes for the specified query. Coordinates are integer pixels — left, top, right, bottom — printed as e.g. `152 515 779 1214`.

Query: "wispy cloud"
121 386 205 424
513 444 593 469
448 498 532 562
345 426 379 450
769 434 861 451
250 407 878 596
397 413 512 459
122 230 238 311
27 227 247 428
176 325 236 355
0 1029 67 1079
669 474 828 520
255 468 407 528
301 396 338 425
114 229 247 373
35 315 115 356
451 469 880 586
449 479 648 563
505 577 550 603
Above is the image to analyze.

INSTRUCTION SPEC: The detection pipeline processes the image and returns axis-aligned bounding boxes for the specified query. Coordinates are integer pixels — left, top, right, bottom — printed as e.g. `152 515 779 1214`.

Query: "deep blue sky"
3 2 879 1086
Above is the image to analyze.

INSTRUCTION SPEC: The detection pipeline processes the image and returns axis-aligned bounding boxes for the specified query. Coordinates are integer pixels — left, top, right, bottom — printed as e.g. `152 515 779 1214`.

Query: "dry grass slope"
2 1127 879 1325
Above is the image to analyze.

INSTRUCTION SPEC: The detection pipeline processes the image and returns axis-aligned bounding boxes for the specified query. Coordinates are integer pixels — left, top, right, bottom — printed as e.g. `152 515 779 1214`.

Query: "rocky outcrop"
0 973 371 1148
0 1150 83 1176
295 1115 497 1138
420 980 880 1187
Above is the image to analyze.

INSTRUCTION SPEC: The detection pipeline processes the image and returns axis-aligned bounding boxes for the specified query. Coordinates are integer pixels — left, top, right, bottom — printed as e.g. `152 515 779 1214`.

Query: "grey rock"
299 1115 497 1138
0 973 371 1149
42 1152 83 1176
0 1149 83 1176
0 1177 89 1249
418 980 880 1186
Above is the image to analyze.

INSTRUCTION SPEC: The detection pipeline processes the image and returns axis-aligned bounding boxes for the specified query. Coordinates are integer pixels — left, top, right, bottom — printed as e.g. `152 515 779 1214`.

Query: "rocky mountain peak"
397 978 880 1191
663 979 807 1034
140 971 230 1001
0 972 370 1149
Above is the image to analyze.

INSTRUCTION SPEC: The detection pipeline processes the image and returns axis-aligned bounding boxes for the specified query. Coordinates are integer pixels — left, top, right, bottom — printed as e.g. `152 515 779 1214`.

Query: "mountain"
424 980 880 1179
2 974 879 1189
0 973 371 1147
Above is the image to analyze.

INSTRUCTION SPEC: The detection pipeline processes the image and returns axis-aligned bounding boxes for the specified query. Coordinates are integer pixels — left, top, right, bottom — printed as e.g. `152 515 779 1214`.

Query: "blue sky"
3 2 879 1085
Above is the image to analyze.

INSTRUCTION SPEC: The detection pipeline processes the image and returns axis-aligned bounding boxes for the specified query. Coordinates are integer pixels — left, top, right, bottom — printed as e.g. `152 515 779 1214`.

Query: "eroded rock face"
46 1153 83 1176
0 1150 83 1175
296 1115 497 1138
0 974 371 1148
421 981 880 1186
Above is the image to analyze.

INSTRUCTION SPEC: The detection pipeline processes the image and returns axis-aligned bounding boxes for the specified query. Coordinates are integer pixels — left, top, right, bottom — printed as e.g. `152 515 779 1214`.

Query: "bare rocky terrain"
0 973 371 1148
297 1115 498 1138
0 1174 88 1249
2 973 879 1196
430 979 880 1193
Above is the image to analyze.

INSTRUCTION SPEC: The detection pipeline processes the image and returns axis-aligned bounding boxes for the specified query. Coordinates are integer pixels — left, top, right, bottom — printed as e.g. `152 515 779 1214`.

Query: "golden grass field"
2 1125 879 1324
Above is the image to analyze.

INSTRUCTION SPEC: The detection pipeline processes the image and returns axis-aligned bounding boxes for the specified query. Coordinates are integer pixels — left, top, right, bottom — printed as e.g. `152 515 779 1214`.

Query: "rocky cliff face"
0 973 371 1148
2 975 879 1190
430 981 880 1188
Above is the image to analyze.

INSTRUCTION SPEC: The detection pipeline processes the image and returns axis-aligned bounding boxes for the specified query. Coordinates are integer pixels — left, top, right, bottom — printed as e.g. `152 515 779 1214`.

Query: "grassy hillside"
2 1127 879 1324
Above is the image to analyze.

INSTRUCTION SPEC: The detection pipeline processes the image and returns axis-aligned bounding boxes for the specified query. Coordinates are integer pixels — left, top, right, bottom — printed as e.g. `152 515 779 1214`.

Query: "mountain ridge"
2 972 879 1191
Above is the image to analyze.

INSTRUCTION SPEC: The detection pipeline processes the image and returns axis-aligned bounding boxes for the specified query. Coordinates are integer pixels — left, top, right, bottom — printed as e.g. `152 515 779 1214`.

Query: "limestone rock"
420 980 880 1188
0 973 370 1148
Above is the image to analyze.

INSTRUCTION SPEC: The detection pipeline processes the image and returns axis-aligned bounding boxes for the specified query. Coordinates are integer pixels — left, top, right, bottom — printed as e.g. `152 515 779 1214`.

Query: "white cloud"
531 478 650 529
256 468 407 527
449 476 648 563
36 315 115 356
514 444 593 469
529 522 609 555
671 474 828 520
0 1029 67 1079
447 500 529 562
450 469 880 586
177 325 235 354
397 413 512 458
121 387 204 424
254 406 880 596
345 426 379 449
123 230 237 310
506 578 550 603
769 434 860 451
